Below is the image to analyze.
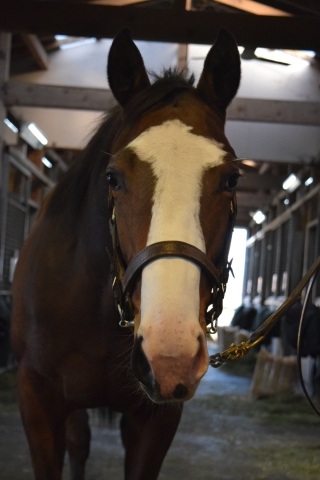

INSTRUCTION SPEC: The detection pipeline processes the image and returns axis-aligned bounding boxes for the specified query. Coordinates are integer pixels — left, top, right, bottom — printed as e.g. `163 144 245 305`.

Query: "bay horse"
11 28 241 479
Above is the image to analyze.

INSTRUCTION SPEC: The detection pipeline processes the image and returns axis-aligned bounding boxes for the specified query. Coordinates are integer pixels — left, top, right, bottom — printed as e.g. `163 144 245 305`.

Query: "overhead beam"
3 82 117 111
3 82 320 127
228 97 320 126
213 0 291 16
21 34 49 70
265 0 320 16
1 1 320 50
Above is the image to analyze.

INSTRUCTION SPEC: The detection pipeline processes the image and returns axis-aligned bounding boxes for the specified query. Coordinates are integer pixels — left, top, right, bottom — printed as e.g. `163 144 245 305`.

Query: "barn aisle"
1 347 320 480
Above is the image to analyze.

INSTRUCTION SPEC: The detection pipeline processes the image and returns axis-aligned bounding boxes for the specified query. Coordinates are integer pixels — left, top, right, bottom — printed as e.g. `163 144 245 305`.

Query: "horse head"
106 28 241 403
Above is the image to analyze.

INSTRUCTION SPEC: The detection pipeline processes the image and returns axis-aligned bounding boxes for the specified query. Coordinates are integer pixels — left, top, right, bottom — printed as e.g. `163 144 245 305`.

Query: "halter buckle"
207 314 218 335
117 303 134 328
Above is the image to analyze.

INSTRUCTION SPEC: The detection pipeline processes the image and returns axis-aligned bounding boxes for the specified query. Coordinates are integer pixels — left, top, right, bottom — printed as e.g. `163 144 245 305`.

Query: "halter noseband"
107 188 237 332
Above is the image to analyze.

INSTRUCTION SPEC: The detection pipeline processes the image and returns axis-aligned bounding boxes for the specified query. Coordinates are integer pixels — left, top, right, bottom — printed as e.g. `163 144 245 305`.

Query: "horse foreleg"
66 409 91 480
121 403 183 480
17 365 67 480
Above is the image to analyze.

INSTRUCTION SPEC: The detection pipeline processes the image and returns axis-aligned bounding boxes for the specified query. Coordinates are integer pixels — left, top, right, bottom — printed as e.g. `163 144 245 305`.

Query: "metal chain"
209 336 264 368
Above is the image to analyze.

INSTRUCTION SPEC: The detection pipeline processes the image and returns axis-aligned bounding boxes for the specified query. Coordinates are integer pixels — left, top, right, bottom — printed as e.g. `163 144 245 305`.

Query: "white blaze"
129 120 226 359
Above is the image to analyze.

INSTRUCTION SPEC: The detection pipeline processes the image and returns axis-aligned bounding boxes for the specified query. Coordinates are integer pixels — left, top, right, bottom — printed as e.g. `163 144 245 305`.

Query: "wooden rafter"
20 34 49 70
263 0 320 16
227 98 320 126
4 82 320 127
212 0 291 16
1 1 320 50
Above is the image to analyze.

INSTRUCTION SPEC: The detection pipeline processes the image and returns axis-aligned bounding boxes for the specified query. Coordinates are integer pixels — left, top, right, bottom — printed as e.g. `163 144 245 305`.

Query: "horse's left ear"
196 29 241 111
107 28 151 107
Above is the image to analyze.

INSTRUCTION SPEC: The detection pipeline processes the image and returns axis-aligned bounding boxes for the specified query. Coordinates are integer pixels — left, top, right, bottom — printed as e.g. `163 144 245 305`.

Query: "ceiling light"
255 48 310 67
282 173 301 192
27 123 48 145
42 157 53 168
4 118 19 133
305 177 314 186
252 210 266 225
60 38 96 50
20 122 48 149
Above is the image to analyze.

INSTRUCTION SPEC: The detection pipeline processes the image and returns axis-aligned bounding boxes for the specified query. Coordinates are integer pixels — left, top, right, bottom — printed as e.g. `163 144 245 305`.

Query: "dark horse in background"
11 28 241 479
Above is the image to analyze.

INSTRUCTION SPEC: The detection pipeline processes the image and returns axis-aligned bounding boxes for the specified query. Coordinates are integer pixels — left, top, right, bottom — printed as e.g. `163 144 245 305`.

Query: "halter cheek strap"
107 187 237 330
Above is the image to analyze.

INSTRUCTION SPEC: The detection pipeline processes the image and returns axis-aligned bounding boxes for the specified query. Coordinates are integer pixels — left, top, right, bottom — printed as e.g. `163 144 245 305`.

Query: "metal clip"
117 304 135 328
209 336 263 368
207 310 218 335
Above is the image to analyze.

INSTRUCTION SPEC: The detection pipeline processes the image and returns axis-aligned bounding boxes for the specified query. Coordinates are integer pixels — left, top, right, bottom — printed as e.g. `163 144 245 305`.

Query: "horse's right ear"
107 28 151 107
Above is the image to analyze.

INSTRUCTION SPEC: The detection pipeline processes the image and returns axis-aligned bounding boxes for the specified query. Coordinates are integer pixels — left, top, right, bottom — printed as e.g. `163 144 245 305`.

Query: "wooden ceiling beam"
20 34 49 70
212 0 291 16
4 82 320 127
262 0 320 16
1 0 320 50
3 82 117 111
228 98 320 126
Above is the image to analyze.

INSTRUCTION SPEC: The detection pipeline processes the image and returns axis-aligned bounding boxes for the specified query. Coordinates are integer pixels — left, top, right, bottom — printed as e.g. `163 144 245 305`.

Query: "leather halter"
107 187 237 331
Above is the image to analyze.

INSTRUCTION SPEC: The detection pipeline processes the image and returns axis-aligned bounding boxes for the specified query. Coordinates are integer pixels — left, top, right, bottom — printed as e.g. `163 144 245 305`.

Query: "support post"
0 33 11 290
0 33 11 179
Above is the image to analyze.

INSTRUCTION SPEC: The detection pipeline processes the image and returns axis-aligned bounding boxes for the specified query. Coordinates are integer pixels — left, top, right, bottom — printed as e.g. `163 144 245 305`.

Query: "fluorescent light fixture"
305 177 314 186
27 123 48 146
4 118 18 133
282 173 301 192
255 48 310 67
42 157 53 169
253 210 266 225
60 38 96 50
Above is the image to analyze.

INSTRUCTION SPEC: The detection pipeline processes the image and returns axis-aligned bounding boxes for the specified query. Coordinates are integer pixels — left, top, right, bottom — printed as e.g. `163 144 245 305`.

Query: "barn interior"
1 1 320 479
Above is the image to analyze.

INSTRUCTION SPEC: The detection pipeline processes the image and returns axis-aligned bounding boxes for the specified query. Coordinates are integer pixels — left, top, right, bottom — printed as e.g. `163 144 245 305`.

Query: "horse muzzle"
131 333 208 403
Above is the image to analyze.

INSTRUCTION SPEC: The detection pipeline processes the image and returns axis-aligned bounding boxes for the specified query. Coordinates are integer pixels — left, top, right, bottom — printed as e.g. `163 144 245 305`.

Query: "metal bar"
0 154 10 286
8 147 56 189
7 153 31 178
7 197 27 213
247 184 320 245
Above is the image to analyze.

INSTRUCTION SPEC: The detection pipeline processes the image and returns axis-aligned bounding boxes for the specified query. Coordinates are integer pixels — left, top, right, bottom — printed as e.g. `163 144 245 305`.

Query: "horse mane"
45 68 195 222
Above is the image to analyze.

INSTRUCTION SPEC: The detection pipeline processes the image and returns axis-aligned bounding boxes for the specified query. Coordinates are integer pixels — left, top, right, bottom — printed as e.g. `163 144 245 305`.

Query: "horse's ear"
196 29 241 111
107 28 151 107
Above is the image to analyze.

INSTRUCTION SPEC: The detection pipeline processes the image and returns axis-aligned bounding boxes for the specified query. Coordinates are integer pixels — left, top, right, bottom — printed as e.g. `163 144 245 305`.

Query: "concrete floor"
1 347 320 480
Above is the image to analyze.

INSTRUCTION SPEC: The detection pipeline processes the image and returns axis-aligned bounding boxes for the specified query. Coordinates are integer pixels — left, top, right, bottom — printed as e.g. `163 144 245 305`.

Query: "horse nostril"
131 336 154 388
173 383 188 399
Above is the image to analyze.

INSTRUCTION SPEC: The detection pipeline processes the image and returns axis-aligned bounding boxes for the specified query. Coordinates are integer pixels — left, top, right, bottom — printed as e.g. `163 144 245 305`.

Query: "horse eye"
225 175 239 191
106 171 121 191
